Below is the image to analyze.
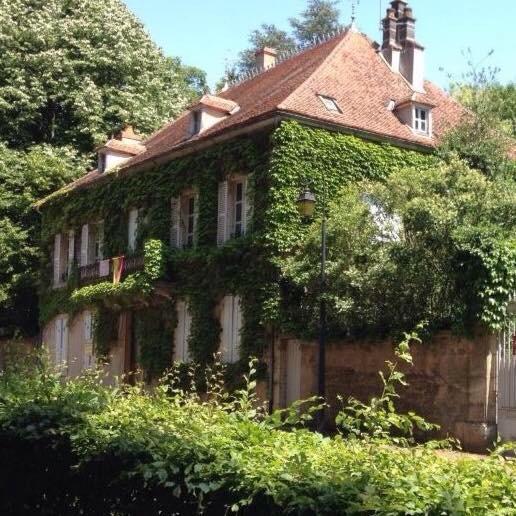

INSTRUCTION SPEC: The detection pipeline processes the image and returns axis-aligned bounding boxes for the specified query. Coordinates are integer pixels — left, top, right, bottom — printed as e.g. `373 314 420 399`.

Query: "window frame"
413 106 430 135
317 94 342 114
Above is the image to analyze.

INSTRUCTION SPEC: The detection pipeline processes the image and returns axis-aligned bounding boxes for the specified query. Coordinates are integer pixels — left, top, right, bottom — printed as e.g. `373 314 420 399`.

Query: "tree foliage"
0 0 207 335
0 144 86 335
229 0 342 75
281 158 516 337
0 0 206 151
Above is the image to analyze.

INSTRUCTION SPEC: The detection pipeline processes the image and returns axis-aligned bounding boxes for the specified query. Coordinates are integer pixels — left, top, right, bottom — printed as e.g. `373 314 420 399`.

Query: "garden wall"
273 330 498 452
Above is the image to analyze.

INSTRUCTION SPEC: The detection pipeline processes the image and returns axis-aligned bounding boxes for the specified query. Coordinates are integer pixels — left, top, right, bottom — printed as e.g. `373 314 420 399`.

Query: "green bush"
0 357 515 515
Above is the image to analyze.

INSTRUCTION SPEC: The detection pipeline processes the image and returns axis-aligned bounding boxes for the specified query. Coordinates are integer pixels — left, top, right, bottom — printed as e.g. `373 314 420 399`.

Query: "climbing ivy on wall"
39 120 441 379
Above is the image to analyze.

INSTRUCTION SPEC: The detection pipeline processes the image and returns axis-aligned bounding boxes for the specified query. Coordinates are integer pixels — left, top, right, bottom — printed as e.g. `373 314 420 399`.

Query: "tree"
0 0 208 336
229 0 342 77
0 145 87 335
281 159 516 338
289 0 343 46
237 24 295 74
0 0 207 152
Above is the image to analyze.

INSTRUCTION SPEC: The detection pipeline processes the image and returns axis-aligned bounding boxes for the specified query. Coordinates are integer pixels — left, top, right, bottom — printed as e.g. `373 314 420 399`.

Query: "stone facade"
272 330 498 452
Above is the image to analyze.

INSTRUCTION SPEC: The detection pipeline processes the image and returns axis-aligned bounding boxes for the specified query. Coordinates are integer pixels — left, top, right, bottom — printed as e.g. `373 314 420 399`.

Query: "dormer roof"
193 94 239 114
395 93 437 110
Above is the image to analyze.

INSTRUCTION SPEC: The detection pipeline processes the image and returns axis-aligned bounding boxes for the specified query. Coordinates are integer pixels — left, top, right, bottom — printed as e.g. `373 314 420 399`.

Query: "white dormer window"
318 94 342 113
414 107 429 134
192 111 202 135
98 153 106 173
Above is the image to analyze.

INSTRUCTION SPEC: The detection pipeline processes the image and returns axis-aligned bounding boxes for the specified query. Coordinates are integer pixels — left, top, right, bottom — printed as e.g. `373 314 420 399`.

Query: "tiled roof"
194 94 239 113
44 28 466 201
101 139 146 156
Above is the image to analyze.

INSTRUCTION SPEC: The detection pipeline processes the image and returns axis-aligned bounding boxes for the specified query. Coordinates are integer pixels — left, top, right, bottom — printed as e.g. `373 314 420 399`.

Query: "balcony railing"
78 255 144 286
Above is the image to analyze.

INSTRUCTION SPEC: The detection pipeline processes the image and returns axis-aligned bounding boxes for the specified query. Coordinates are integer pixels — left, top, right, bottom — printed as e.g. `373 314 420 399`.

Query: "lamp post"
297 188 327 427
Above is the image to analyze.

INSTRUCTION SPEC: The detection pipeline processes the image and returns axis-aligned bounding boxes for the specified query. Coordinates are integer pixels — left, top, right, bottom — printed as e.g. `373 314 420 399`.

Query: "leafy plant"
336 326 439 445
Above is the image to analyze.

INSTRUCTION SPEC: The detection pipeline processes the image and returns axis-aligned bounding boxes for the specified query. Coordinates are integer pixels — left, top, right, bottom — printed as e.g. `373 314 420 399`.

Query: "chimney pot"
255 47 278 70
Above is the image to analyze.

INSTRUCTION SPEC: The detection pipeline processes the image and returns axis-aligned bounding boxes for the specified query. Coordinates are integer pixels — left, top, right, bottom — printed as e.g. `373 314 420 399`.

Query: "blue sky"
124 0 515 91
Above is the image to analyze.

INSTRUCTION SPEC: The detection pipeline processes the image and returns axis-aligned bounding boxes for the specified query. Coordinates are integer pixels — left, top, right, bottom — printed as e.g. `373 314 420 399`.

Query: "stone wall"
272 330 497 452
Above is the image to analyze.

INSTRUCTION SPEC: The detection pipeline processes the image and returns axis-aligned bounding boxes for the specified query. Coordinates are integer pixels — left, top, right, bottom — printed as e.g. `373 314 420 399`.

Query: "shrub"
0 355 515 514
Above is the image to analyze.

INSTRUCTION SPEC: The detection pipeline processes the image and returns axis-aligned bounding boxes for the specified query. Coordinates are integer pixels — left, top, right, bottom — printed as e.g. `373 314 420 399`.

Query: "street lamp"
296 187 327 429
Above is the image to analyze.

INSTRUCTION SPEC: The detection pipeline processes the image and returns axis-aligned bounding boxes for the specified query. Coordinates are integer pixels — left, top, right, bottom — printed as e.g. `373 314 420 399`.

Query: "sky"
124 0 516 91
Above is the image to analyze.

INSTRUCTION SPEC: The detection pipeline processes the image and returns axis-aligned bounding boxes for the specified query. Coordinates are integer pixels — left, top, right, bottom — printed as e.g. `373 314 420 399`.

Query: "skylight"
318 94 342 113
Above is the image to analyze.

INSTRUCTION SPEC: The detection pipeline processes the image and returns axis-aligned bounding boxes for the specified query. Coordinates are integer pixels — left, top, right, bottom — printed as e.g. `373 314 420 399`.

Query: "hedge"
0 360 515 515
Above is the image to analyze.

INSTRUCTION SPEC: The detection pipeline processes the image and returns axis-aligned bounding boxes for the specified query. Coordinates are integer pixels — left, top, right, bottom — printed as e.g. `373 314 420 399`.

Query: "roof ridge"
227 27 350 90
278 27 353 111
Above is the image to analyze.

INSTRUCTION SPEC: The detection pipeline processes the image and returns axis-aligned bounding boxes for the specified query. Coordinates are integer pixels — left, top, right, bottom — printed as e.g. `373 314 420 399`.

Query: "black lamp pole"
297 187 327 427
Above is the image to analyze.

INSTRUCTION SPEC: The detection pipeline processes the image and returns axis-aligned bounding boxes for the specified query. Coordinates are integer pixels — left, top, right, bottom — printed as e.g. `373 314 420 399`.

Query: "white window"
362 194 402 242
128 208 139 251
174 301 192 362
414 107 429 134
171 192 198 249
54 316 69 367
220 295 242 364
192 110 202 135
217 175 252 246
79 222 103 267
317 94 342 113
83 311 95 370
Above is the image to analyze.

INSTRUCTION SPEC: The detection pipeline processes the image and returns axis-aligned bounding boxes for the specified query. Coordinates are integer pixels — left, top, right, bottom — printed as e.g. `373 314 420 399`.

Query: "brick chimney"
381 1 425 92
255 47 278 70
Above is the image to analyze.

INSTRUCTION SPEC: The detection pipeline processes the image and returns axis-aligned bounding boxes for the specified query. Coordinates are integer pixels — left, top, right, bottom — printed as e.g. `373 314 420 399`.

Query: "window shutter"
184 305 192 361
80 224 89 266
174 301 192 362
84 311 92 341
55 318 62 363
128 209 138 251
53 234 62 286
243 174 253 235
67 230 75 277
217 181 229 247
170 197 181 249
232 296 242 363
62 317 69 365
220 296 232 362
193 191 199 246
97 221 105 260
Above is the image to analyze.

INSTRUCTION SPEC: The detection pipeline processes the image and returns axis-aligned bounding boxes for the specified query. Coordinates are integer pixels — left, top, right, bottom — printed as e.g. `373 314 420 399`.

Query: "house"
37 2 511 451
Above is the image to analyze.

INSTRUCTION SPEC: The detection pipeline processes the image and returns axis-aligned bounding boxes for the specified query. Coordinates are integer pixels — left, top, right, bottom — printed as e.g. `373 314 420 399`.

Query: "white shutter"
232 296 242 363
174 301 192 362
128 209 138 251
53 234 62 286
170 197 181 249
80 224 89 266
220 296 231 362
193 191 199 246
55 318 63 363
67 230 75 276
83 311 92 341
217 181 229 247
97 221 104 260
243 175 253 235
62 317 69 365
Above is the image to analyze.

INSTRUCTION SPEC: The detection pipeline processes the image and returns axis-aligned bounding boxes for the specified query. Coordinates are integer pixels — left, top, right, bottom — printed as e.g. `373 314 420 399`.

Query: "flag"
113 256 125 284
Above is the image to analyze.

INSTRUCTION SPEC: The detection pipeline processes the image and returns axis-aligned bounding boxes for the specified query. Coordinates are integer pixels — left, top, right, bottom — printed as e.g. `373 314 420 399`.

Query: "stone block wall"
272 330 497 452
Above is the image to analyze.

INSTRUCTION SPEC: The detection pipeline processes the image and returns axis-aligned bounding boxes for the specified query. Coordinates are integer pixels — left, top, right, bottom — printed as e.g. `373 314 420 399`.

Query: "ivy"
39 120 513 379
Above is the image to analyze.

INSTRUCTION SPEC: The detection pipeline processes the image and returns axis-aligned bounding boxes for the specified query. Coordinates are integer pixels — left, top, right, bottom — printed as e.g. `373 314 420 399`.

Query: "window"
317 94 342 113
217 176 252 246
233 181 244 238
174 301 192 362
171 192 198 249
362 194 402 242
98 153 106 173
192 110 202 135
414 107 429 134
220 295 242 364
